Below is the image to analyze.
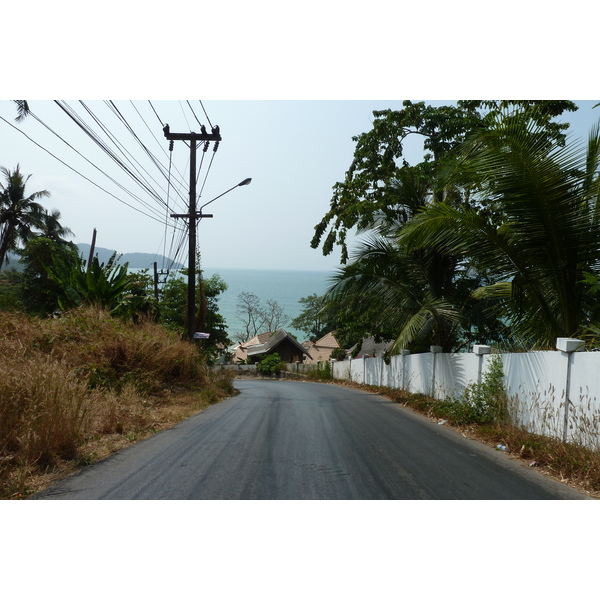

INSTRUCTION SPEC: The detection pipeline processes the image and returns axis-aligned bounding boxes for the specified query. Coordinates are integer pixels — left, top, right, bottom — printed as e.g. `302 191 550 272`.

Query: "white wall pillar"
473 345 492 384
430 346 442 398
556 338 585 442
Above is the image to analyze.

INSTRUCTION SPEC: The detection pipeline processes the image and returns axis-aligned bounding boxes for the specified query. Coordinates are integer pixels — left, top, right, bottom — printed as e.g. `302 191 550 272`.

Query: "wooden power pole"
163 124 221 340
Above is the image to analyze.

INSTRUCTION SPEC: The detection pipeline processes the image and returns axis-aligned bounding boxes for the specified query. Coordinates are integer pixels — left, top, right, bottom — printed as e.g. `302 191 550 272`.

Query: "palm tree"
323 167 507 353
13 100 30 122
0 165 49 268
38 208 74 245
399 116 600 349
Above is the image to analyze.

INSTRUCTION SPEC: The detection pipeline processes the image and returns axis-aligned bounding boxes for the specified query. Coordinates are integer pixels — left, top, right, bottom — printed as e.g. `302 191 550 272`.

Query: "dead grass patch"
0 307 237 499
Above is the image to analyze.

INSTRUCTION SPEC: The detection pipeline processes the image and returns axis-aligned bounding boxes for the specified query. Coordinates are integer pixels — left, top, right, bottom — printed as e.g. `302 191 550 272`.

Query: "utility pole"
163 124 221 340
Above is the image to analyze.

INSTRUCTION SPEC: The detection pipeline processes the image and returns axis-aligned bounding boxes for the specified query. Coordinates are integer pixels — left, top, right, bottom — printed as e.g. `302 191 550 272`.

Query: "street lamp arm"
199 178 252 211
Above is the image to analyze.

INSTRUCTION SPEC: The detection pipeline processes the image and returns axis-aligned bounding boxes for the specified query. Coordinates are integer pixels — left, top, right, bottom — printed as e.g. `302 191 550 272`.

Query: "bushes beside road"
0 306 235 498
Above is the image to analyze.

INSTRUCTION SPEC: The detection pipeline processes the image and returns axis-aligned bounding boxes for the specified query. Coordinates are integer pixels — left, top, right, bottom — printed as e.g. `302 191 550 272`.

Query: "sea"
197 268 335 343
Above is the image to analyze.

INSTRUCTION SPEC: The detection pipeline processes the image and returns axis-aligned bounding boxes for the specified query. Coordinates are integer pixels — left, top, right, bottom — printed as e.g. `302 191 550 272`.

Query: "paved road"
35 380 589 500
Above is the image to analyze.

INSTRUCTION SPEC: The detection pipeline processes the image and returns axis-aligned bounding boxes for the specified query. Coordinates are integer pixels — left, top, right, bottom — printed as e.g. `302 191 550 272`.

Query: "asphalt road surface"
35 380 590 500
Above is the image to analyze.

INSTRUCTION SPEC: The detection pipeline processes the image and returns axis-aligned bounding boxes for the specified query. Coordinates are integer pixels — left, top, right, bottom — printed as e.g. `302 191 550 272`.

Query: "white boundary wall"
330 340 600 449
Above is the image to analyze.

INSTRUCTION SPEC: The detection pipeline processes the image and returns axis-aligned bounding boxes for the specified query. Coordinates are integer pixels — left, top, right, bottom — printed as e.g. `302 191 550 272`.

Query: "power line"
131 101 189 199
56 101 171 214
148 100 164 126
0 115 178 227
199 101 214 129
187 101 203 129
35 104 168 222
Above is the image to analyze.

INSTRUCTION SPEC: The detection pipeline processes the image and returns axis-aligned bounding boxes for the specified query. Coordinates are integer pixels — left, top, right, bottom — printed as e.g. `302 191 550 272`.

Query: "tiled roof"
304 331 340 364
246 328 311 358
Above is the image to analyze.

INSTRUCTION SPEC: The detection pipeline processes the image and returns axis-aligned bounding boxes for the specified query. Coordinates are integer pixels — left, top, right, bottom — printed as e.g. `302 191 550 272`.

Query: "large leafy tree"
312 101 579 353
290 293 337 341
159 271 230 351
399 115 600 348
0 165 48 268
311 100 578 262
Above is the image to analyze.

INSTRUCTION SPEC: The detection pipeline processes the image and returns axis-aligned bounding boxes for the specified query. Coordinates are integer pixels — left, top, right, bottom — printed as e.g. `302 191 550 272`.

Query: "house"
303 331 341 364
233 329 312 364
231 332 273 363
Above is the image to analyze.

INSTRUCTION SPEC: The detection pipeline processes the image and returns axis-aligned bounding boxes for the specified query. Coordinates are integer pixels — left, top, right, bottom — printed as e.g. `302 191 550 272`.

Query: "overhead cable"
0 115 180 228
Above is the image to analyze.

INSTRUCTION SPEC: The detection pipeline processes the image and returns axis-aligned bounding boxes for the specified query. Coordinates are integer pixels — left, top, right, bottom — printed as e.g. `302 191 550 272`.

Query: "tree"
0 165 48 268
12 101 30 122
36 208 74 244
197 273 231 350
311 101 578 262
290 293 337 340
310 101 580 353
399 115 600 348
261 298 289 333
234 292 266 341
233 291 289 342
19 237 81 315
158 271 230 351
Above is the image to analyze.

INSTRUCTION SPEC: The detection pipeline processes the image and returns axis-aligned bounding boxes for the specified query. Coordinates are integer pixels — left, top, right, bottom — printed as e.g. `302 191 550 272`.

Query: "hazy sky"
2 100 599 273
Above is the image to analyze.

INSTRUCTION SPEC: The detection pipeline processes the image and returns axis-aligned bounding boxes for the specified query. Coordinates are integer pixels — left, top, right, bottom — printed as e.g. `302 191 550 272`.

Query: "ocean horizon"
202 267 337 343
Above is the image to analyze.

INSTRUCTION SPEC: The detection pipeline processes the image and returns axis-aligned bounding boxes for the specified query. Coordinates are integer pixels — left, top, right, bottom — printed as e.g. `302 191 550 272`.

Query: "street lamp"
198 178 252 217
172 177 252 340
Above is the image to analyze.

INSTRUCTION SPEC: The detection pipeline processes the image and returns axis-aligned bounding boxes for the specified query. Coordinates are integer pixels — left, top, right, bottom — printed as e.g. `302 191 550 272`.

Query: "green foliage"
0 165 49 268
400 115 600 348
158 275 187 333
45 251 155 321
311 101 592 352
330 347 347 361
305 361 332 380
0 269 25 311
19 237 81 315
290 293 336 340
158 271 230 355
256 352 285 375
434 355 508 425
199 273 230 350
311 101 577 262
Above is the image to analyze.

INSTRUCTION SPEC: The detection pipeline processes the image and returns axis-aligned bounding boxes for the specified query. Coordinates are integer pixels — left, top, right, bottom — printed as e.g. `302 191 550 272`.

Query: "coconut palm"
323 165 510 353
399 116 600 349
13 100 30 122
38 208 74 245
0 165 49 268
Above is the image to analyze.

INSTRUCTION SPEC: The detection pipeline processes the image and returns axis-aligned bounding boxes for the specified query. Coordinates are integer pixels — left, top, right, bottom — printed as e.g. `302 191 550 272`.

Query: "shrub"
435 354 508 425
256 353 285 375
305 361 332 381
330 348 347 361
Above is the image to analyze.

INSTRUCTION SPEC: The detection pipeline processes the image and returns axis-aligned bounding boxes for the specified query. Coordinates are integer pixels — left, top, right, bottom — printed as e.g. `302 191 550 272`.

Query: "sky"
2 100 599 274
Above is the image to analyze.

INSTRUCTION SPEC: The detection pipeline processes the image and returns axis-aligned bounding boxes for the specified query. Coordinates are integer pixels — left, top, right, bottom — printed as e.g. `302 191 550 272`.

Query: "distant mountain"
77 244 184 270
1 245 184 272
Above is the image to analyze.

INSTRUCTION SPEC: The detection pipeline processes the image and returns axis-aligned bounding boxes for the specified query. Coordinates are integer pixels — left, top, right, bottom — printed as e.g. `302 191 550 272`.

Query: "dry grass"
0 307 236 499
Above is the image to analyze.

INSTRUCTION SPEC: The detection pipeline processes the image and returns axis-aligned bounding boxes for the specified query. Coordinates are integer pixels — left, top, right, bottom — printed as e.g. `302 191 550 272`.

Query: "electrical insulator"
213 141 220 152
169 140 174 152
203 140 210 152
